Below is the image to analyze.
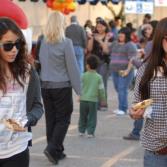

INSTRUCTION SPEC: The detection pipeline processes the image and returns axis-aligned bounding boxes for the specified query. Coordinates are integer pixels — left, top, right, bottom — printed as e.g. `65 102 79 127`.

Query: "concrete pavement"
29 80 144 167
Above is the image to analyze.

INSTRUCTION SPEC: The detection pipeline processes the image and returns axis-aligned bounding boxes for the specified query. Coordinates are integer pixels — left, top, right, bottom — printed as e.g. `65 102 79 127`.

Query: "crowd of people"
0 11 167 167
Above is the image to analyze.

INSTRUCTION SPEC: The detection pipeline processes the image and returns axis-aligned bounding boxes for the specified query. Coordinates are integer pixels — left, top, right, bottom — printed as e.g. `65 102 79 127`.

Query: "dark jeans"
0 148 29 167
132 119 143 137
79 101 97 135
42 87 73 157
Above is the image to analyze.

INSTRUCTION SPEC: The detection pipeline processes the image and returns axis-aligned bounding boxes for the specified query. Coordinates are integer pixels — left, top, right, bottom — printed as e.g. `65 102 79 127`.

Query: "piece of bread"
3 119 26 132
132 99 153 110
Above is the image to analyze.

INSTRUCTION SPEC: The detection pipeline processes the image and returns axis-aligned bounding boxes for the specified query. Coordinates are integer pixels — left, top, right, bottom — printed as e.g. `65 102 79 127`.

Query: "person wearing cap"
66 15 87 74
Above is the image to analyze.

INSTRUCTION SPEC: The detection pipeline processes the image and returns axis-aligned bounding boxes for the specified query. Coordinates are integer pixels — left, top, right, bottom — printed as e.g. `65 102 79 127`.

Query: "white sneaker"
113 109 119 114
79 133 85 137
116 110 125 115
87 134 95 138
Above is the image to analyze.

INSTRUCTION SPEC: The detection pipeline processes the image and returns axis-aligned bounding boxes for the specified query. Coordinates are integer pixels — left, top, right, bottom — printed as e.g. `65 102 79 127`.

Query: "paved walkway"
29 80 144 167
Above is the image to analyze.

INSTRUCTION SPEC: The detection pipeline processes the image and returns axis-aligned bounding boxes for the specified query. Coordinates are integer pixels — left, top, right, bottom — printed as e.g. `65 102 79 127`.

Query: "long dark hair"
139 17 167 100
0 17 29 94
96 19 109 33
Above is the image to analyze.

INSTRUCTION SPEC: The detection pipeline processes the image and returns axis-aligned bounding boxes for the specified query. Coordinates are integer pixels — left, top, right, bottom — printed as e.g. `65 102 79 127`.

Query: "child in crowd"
78 55 106 138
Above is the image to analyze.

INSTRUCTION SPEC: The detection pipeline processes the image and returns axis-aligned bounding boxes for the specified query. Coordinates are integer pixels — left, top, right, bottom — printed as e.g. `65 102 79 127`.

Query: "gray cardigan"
39 37 81 95
26 68 44 126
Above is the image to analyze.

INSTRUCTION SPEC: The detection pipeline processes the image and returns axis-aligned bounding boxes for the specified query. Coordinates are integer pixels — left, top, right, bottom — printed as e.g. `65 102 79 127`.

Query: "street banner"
125 0 154 14
155 0 167 6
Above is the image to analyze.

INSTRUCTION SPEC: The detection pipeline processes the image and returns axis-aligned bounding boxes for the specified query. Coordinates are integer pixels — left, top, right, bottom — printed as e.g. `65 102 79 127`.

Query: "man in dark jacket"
66 16 87 74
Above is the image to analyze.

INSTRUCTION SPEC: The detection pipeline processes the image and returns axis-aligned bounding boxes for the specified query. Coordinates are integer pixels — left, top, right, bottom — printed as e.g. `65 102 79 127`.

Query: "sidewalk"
29 80 143 167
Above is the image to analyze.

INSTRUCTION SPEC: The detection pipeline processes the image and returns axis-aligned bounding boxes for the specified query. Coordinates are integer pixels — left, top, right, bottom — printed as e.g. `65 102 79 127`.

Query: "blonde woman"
39 12 81 164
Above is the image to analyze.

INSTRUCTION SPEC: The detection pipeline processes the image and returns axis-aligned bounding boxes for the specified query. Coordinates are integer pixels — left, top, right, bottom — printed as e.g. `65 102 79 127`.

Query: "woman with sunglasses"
0 18 43 167
130 17 167 167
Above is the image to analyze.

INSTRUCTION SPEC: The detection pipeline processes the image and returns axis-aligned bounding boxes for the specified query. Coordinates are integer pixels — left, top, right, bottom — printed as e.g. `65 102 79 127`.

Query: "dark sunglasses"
0 40 21 52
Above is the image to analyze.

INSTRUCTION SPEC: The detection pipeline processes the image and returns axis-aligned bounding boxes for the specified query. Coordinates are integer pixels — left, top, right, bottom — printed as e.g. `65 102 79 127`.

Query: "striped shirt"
109 41 137 72
134 63 167 151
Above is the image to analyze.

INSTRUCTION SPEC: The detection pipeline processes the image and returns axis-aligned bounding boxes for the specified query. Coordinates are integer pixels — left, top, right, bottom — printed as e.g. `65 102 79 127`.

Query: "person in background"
143 13 152 24
78 55 106 138
101 27 137 115
87 19 111 110
114 16 122 31
0 17 43 167
108 19 118 40
84 19 95 33
130 17 167 167
123 20 158 140
39 12 81 165
137 13 152 39
126 22 139 43
142 20 159 59
66 15 87 74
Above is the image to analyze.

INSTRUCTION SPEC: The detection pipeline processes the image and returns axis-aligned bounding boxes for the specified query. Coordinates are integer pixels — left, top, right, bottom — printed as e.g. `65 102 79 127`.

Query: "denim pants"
42 87 73 157
74 46 84 74
144 150 167 167
132 119 143 137
97 62 109 93
111 70 134 112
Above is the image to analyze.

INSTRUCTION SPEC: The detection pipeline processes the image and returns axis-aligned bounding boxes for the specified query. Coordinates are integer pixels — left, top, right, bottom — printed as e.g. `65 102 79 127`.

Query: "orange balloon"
65 0 73 3
63 8 70 15
52 2 62 10
67 2 76 11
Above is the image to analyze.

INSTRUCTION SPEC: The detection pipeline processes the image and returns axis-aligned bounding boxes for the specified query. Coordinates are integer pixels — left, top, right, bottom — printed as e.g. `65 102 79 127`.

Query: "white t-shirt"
0 77 32 158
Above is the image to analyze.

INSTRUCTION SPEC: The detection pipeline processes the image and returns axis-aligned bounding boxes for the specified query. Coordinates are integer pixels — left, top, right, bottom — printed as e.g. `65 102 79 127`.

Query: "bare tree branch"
106 4 116 18
118 1 125 17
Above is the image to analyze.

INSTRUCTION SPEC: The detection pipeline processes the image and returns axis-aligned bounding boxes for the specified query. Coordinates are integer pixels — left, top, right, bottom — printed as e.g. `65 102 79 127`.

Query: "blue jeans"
144 150 167 167
74 46 84 74
132 119 143 137
111 70 134 112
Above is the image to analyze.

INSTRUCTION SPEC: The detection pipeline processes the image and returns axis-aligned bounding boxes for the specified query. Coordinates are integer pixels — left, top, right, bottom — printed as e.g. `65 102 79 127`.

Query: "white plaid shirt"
134 64 167 151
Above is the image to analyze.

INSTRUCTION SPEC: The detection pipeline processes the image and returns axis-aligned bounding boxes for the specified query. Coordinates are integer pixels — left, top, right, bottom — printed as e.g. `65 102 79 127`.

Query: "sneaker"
113 109 119 114
79 132 85 136
43 149 58 164
87 134 95 138
116 110 125 115
113 109 125 115
123 133 140 141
